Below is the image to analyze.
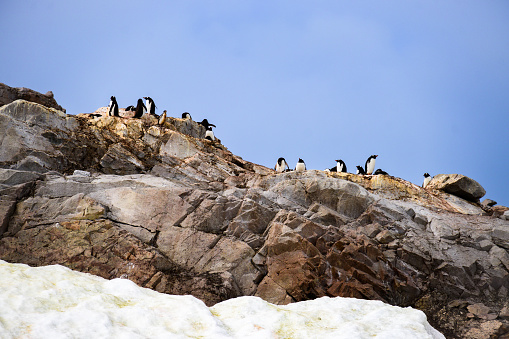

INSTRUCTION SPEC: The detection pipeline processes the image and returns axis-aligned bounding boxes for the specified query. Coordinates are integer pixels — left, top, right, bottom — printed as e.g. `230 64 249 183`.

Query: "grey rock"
427 173 486 201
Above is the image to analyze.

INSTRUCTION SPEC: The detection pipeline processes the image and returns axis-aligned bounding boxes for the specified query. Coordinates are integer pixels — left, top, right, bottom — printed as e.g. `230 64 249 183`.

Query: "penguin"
356 166 366 175
205 126 214 141
143 97 157 116
275 157 289 173
125 105 136 112
198 119 216 129
374 169 389 175
295 158 306 172
182 112 192 120
423 173 432 188
133 99 147 118
364 155 378 175
158 110 167 125
335 159 347 173
108 96 119 117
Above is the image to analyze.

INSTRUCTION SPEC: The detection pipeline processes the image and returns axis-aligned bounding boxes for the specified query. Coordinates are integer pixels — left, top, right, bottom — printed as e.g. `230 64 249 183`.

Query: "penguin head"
371 155 378 159
298 158 305 163
277 157 285 165
163 110 167 114
137 98 143 103
110 96 116 101
423 173 430 178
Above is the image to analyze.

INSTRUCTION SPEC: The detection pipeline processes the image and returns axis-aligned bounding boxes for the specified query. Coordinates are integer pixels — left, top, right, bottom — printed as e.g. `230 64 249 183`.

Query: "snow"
0 260 444 338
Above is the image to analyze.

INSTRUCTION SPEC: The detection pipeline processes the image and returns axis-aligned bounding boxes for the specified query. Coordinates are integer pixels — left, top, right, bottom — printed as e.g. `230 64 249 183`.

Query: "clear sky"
1 1 508 206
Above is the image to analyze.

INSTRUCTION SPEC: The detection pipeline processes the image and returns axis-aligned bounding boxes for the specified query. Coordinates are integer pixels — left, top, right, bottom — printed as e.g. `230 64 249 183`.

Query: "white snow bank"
0 260 444 338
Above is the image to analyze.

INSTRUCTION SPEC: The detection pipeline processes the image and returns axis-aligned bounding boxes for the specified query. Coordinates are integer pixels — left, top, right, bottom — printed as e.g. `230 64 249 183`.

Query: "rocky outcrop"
1 98 509 338
427 173 486 202
0 83 65 112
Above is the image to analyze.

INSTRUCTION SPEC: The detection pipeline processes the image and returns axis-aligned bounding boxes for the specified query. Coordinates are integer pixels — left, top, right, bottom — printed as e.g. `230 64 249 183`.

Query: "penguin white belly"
205 130 214 140
295 162 306 172
275 161 286 172
423 176 432 188
366 159 376 174
337 163 343 172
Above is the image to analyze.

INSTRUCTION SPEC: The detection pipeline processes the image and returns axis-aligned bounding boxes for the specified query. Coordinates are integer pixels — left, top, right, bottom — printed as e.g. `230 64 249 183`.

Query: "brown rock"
0 83 65 111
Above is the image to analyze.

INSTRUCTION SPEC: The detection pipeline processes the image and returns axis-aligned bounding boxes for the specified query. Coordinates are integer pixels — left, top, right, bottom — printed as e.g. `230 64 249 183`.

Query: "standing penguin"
364 155 378 175
109 96 119 117
182 112 192 120
423 173 432 188
205 126 215 141
158 110 167 125
198 119 216 129
133 99 147 118
356 166 366 175
275 157 289 173
295 158 306 172
144 97 157 116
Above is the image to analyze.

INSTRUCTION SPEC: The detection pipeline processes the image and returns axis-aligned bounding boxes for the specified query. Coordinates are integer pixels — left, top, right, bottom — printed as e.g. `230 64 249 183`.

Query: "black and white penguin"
133 99 146 118
158 110 167 125
182 112 192 120
205 126 214 141
364 155 378 175
335 159 347 173
356 166 366 175
423 173 432 188
374 169 389 175
198 119 216 129
125 105 136 112
275 157 289 173
143 97 157 116
108 96 119 117
295 158 306 172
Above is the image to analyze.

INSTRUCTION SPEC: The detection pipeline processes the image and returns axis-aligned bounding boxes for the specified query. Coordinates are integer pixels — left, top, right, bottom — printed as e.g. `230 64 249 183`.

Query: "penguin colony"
275 154 432 188
105 95 217 141
105 95 432 187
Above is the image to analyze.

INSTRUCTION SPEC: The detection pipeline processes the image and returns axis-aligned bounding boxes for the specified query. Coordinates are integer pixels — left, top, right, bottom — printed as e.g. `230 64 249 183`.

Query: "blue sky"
1 1 508 206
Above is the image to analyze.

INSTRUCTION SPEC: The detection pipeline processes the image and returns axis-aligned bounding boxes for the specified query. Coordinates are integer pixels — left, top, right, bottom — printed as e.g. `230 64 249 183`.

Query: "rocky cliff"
1 97 509 338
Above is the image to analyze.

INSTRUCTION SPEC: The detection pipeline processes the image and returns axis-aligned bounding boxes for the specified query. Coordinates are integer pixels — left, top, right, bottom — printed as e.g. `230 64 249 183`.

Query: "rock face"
1 97 509 338
427 174 486 202
0 83 65 112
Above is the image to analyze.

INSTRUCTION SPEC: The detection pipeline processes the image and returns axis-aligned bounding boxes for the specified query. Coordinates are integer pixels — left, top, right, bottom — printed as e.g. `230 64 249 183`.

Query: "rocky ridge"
0 82 65 112
1 97 509 338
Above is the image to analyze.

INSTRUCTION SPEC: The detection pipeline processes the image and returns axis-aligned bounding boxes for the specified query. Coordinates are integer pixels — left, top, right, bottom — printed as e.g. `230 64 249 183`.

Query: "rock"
499 305 509 320
375 229 396 244
427 174 486 202
503 211 509 221
0 83 65 112
2 94 509 337
482 199 497 208
467 303 491 319
464 320 506 339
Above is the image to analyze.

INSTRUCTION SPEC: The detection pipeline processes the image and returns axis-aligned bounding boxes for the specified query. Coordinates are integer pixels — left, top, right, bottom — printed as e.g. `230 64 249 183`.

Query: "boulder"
0 83 65 112
427 174 486 202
